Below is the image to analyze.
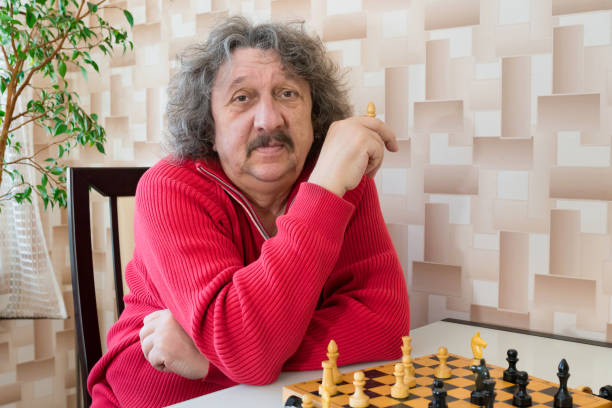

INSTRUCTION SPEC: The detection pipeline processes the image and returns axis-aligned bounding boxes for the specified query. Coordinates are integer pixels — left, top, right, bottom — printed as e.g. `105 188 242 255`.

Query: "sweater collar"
193 156 315 240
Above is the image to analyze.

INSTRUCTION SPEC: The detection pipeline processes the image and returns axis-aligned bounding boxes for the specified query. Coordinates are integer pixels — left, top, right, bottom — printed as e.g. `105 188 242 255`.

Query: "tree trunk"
0 82 18 192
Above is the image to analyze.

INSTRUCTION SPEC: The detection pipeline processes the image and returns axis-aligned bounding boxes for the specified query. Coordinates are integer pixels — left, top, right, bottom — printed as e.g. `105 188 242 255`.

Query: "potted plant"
0 0 134 208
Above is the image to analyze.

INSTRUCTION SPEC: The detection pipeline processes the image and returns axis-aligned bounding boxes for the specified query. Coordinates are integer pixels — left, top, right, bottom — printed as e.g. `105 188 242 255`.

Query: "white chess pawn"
349 371 370 408
302 394 314 408
435 346 452 379
391 362 410 398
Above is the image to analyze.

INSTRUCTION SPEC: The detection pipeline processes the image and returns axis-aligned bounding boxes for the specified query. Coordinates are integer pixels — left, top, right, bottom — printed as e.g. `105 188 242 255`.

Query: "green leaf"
41 174 48 187
80 65 88 81
95 142 105 154
58 60 66 77
87 2 98 12
55 123 68 135
26 7 36 28
123 10 134 27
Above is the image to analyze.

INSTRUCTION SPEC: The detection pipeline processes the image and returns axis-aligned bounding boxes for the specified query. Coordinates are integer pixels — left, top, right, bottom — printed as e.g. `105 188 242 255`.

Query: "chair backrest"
67 167 148 407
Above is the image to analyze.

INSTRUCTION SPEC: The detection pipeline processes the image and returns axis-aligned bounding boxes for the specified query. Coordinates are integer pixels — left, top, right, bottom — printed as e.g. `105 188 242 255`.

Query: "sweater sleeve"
133 165 356 385
284 176 411 370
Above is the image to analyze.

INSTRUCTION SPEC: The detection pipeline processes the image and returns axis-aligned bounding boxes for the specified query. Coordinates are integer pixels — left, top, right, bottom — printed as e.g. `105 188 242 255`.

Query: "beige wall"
2 0 612 406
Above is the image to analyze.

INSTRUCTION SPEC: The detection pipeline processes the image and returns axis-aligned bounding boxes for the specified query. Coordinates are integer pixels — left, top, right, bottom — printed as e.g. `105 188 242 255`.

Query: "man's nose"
253 96 284 132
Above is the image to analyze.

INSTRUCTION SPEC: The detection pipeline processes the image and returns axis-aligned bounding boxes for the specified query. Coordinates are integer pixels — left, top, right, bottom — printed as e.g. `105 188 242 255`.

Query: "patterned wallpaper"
2 0 612 406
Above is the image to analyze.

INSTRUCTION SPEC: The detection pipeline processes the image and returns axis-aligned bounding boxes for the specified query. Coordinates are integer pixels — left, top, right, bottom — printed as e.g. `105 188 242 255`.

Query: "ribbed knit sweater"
88 157 410 407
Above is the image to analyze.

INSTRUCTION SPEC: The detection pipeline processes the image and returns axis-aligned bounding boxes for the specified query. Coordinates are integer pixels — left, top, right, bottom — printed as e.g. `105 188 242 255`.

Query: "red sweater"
88 157 410 407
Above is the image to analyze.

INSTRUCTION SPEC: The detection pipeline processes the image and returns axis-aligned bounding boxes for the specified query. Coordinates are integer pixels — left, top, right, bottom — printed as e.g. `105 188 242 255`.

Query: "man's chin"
248 164 298 184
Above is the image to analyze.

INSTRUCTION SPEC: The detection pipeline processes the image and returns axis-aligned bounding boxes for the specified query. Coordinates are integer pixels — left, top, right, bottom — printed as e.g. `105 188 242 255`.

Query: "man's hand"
308 116 398 197
139 309 210 380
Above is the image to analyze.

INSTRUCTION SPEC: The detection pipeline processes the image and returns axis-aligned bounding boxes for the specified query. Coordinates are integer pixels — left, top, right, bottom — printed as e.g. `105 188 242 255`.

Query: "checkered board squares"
282 353 612 408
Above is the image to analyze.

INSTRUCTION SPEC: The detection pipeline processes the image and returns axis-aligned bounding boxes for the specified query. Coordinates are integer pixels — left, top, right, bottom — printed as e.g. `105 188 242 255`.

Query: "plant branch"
4 134 72 166
0 44 10 69
8 112 46 133
0 181 29 201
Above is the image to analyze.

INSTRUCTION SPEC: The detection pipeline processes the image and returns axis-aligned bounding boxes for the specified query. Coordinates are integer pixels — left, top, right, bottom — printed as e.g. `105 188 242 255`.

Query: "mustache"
246 131 295 157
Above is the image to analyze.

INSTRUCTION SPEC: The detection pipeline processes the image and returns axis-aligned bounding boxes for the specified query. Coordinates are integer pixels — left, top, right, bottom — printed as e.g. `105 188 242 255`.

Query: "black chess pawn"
513 371 532 407
599 385 612 402
429 379 448 408
504 349 519 383
554 359 573 408
432 378 444 390
284 395 302 407
483 378 497 408
471 359 491 405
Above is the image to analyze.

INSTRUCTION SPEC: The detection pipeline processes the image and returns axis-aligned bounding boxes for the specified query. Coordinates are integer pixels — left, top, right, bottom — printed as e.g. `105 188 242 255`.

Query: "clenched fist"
139 309 209 379
308 116 398 197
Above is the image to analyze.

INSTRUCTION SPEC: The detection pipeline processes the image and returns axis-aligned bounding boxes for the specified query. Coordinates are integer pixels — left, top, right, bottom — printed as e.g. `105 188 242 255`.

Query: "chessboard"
282 353 612 408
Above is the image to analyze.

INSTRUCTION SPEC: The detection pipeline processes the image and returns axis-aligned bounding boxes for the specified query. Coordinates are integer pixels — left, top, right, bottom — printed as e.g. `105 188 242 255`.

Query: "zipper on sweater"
197 166 270 241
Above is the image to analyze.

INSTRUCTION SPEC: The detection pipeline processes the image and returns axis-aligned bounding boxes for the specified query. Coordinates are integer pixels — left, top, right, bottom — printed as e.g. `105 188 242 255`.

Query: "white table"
169 320 612 407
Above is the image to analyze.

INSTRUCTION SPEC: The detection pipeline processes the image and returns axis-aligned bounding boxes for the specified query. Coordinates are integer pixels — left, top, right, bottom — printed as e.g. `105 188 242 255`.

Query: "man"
88 16 410 407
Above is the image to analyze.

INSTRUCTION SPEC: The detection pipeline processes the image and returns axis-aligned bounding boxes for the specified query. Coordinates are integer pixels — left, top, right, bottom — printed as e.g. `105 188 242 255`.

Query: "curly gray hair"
165 16 352 160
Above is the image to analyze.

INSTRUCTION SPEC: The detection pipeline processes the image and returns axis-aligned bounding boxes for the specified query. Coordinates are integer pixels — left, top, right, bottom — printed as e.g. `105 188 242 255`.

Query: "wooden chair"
67 167 148 407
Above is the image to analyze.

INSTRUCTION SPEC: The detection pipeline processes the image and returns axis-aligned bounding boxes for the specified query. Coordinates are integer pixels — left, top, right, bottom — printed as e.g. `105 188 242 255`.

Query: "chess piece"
391 363 409 399
483 378 496 408
471 331 488 366
513 371 533 407
327 339 343 384
554 359 573 408
284 396 303 407
434 346 452 379
321 388 331 408
401 336 417 387
302 394 314 408
319 360 337 397
470 359 490 405
599 385 612 401
349 371 370 408
429 379 448 408
366 101 376 117
504 349 519 383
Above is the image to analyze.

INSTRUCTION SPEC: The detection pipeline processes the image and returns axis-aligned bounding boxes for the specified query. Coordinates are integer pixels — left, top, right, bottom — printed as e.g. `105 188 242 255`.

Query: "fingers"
356 116 398 153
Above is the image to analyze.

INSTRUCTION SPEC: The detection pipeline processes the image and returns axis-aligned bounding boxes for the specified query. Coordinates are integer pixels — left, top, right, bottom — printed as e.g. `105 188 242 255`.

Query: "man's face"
211 48 314 193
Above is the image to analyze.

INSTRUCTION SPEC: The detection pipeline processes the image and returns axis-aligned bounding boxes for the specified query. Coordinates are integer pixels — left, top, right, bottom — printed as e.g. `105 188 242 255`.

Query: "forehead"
213 47 305 89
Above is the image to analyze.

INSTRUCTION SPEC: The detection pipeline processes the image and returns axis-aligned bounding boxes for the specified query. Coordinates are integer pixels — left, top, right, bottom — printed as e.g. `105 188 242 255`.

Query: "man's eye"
281 90 297 98
234 94 248 102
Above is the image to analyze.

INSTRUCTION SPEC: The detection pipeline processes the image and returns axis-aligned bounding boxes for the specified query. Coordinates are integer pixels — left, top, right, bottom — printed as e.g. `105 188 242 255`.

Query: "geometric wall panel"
423 165 478 195
549 209 581 277
414 100 464 132
413 261 462 297
8 1 612 406
424 0 480 30
553 25 584 94
502 56 531 138
498 231 529 313
537 93 600 132
473 138 533 170
470 304 530 330
552 0 612 15
534 274 597 312
550 167 612 201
